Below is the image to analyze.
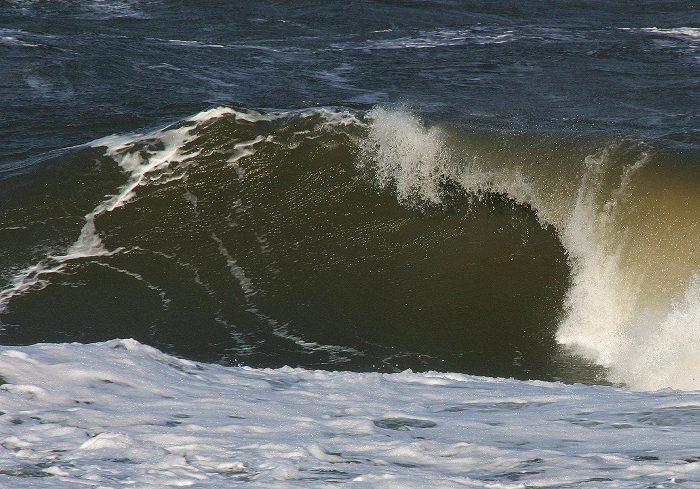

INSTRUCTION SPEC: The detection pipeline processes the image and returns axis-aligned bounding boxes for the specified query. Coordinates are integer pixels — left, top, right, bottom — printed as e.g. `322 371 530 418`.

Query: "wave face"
362 108 700 390
0 106 699 390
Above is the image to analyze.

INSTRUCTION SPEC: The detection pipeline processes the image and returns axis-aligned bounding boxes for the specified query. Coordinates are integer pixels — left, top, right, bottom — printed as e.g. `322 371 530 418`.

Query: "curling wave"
362 107 700 390
0 106 698 390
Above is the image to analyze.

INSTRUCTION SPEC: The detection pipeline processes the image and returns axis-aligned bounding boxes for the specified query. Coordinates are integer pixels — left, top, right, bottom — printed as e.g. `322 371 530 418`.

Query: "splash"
358 108 451 205
2 105 698 390
363 107 700 390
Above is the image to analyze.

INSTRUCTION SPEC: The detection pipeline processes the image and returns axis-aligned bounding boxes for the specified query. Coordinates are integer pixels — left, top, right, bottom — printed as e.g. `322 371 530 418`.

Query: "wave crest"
364 107 700 390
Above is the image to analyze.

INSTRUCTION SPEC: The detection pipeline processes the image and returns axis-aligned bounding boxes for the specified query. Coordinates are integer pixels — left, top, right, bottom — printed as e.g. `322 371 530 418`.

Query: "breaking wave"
362 107 700 390
0 106 698 390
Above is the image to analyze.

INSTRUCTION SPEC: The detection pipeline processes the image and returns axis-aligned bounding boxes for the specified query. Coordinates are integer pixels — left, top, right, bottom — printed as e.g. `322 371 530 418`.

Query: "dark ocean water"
1 1 699 388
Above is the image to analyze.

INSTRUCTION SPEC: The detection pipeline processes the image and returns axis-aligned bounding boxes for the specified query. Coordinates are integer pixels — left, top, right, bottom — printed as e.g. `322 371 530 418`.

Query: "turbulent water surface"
2 1 700 389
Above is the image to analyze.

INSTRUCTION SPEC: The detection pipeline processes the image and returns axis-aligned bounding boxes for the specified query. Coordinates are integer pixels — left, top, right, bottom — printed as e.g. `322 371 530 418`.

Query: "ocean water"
1 1 699 486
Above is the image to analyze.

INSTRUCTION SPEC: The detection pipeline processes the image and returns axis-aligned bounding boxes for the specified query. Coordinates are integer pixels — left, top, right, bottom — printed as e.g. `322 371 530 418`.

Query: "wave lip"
363 107 700 391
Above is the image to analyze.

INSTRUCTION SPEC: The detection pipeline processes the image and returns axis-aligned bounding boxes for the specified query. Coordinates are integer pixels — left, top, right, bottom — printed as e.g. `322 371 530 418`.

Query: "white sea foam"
165 38 226 49
330 26 584 52
300 107 362 130
331 27 516 51
606 275 700 390
363 108 700 391
620 27 700 52
226 135 269 177
638 27 700 40
0 28 45 48
0 339 698 488
0 107 233 314
0 35 41 48
551 148 700 391
3 105 697 391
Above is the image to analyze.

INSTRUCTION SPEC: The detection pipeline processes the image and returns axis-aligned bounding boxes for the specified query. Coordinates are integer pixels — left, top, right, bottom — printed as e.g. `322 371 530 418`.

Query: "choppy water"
1 1 699 390
2 2 700 487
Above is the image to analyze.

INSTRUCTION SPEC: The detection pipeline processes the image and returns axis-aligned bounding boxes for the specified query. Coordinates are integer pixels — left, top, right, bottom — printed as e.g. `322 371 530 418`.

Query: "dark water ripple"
2 1 699 168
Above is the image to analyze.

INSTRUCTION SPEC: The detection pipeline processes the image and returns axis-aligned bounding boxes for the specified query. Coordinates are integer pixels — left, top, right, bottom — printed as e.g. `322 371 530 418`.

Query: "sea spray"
1 106 698 390
362 107 700 390
358 108 451 205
